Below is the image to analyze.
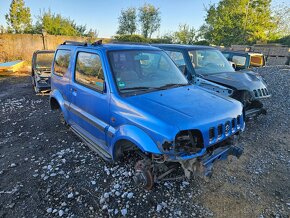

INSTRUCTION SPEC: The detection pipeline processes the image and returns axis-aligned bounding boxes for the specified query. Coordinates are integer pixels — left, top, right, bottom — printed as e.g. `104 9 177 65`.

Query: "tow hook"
229 146 243 158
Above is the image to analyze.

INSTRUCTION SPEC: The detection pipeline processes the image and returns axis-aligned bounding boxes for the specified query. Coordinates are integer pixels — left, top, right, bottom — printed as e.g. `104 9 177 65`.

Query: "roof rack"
62 41 88 46
110 41 151 46
91 39 102 46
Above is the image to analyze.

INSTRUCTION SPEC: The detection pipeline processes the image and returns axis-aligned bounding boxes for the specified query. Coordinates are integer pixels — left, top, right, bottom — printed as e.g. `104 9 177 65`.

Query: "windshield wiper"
121 86 154 91
120 84 189 94
157 83 189 90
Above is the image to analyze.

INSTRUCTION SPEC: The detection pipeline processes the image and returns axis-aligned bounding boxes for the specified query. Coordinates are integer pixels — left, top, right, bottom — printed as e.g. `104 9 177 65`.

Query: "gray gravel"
0 66 289 217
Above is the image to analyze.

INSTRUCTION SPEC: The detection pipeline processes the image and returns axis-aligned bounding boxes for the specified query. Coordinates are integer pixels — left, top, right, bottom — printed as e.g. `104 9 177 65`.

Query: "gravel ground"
0 66 289 218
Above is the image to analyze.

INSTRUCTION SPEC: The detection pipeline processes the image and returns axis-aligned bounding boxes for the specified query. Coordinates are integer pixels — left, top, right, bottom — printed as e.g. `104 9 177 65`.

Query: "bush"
149 37 173 44
270 35 290 47
113 34 174 44
193 40 210 46
113 34 148 43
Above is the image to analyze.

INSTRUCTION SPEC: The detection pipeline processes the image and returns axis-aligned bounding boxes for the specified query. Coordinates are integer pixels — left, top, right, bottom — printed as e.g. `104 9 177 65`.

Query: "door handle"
71 88 77 96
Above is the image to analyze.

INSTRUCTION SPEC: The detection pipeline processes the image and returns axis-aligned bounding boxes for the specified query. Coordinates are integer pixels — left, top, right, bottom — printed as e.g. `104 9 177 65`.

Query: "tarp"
0 60 24 73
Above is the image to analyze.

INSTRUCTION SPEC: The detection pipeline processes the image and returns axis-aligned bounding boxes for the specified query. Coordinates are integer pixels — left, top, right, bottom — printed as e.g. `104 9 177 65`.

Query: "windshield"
189 49 235 75
35 52 54 69
108 50 188 95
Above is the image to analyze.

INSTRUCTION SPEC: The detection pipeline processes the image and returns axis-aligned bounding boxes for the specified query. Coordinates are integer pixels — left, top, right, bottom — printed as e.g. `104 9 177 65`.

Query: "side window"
165 51 185 67
75 52 105 92
54 50 71 77
232 55 246 66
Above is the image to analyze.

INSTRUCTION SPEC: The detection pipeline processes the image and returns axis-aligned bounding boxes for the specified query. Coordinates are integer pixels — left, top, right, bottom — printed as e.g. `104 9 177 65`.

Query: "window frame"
74 51 106 93
107 49 188 97
53 49 71 77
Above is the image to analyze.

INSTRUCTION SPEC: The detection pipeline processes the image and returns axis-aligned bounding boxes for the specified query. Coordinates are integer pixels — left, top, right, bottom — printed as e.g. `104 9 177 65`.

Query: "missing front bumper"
179 144 243 178
245 99 267 119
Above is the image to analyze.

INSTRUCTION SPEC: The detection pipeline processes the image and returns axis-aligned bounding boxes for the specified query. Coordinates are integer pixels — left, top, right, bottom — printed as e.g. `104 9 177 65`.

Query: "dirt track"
0 66 289 218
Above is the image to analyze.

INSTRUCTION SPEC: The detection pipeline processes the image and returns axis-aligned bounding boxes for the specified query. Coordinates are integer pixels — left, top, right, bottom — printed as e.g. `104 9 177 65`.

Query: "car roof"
58 43 162 52
153 44 215 51
222 50 263 55
34 50 55 54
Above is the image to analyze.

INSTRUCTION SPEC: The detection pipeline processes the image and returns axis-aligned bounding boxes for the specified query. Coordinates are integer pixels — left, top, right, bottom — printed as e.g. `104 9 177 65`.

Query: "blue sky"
0 0 288 37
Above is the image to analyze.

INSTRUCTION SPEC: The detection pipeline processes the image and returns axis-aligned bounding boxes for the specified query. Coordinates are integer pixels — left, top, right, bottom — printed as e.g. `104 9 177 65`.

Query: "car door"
51 49 73 122
69 49 110 149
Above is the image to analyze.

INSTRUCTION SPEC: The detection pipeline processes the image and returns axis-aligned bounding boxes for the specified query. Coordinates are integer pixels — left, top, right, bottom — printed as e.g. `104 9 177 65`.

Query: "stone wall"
231 44 290 65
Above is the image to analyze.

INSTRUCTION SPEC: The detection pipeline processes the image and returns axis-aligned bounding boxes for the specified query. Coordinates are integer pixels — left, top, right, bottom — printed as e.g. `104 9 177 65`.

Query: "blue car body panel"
50 43 245 163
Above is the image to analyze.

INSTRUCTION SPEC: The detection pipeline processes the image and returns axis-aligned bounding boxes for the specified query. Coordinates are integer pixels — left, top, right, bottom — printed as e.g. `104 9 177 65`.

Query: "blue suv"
50 41 245 189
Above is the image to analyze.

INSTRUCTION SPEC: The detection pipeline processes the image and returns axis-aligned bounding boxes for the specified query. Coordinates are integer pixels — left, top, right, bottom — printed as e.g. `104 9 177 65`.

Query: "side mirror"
103 82 106 93
95 81 106 93
178 65 186 74
229 61 236 70
178 65 192 81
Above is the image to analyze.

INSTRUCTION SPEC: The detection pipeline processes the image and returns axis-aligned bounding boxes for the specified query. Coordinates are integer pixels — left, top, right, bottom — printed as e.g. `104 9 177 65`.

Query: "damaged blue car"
50 41 245 189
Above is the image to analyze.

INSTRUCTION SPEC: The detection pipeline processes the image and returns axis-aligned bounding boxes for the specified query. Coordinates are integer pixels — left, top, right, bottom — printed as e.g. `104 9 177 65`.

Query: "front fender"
49 89 69 120
111 125 162 157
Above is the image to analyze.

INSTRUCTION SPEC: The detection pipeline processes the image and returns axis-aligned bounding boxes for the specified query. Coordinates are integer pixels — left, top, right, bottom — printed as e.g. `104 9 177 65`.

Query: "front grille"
237 115 241 125
217 124 223 136
209 127 215 140
231 118 236 130
253 88 269 97
208 116 240 142
225 121 231 134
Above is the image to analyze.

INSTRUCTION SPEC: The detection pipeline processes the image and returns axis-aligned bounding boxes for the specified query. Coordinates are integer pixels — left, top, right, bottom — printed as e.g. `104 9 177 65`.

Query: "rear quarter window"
54 50 71 77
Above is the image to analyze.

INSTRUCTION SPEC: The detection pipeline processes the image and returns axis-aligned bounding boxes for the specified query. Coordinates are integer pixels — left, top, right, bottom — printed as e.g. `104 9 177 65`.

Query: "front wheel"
133 159 154 190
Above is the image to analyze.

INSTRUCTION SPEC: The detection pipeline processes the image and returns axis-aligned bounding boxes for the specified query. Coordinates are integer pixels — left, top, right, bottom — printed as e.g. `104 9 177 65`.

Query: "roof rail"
62 41 88 46
110 41 151 46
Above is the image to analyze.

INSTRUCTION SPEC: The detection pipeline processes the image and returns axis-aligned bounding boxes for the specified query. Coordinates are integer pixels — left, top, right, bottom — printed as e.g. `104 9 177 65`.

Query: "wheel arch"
49 90 69 120
110 125 162 161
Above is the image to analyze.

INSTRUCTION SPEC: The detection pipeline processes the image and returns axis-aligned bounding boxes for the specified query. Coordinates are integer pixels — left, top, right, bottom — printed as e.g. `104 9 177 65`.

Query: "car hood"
124 85 243 131
203 70 267 91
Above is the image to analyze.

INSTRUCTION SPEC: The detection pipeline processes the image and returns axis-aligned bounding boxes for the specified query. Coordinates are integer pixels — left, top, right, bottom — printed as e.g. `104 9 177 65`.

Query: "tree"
34 10 88 36
202 0 277 46
272 3 290 38
117 7 137 35
85 28 99 38
5 0 32 33
174 24 196 44
138 4 161 38
113 34 148 42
